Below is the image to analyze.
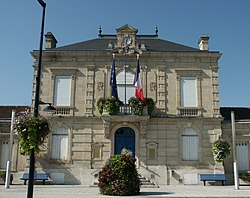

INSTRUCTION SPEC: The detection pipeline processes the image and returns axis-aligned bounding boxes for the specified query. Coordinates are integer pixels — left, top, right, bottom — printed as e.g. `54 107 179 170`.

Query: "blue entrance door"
115 127 135 157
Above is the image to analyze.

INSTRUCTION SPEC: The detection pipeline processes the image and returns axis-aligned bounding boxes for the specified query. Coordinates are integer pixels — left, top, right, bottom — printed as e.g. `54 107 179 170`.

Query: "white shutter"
0 141 10 168
182 136 190 161
181 77 197 107
51 128 68 160
189 135 198 160
51 135 60 159
54 76 71 106
182 128 199 161
236 143 249 170
60 135 68 160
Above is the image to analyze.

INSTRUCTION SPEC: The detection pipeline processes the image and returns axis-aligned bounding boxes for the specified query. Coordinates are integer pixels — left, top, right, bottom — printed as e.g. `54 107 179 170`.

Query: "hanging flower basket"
212 140 231 163
14 115 51 155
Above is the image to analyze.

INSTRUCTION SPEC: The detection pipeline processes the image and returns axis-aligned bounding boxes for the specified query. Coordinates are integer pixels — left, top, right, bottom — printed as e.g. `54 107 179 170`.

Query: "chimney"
45 32 58 49
198 34 209 51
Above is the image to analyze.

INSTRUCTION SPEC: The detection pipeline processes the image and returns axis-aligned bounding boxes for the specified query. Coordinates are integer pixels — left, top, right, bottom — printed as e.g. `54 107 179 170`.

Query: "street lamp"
27 1 46 198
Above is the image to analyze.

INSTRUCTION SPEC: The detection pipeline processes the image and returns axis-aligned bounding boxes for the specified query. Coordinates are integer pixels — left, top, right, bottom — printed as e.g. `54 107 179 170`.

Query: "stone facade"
29 24 224 185
1 25 248 185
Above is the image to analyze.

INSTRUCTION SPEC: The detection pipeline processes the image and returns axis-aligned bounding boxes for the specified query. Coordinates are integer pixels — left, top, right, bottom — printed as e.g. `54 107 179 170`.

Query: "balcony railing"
119 106 132 115
178 107 201 116
55 107 71 115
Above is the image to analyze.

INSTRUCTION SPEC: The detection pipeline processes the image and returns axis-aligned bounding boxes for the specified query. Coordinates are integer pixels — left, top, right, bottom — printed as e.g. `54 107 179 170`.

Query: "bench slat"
199 174 226 186
20 173 49 185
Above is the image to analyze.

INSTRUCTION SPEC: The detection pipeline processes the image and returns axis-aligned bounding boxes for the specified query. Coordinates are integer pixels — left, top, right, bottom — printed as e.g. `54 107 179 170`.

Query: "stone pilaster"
156 66 167 114
210 66 220 117
85 65 95 116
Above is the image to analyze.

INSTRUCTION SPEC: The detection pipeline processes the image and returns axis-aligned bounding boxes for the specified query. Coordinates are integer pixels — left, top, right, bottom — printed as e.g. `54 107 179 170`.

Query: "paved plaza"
0 185 250 198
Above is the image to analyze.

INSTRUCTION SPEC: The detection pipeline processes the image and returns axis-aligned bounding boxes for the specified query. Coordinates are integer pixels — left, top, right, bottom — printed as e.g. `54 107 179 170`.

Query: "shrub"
239 173 250 182
98 149 140 196
212 140 231 163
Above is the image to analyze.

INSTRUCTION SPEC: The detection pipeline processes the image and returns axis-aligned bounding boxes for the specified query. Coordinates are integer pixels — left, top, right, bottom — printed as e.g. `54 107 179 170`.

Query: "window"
54 76 71 106
117 71 134 104
182 128 198 161
93 148 101 159
92 142 104 160
146 141 158 160
180 77 197 107
236 142 249 170
148 148 156 159
0 141 9 169
51 128 68 160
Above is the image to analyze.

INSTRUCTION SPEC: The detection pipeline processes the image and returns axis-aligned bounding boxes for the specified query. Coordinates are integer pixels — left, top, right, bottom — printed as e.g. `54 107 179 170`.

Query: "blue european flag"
110 57 118 98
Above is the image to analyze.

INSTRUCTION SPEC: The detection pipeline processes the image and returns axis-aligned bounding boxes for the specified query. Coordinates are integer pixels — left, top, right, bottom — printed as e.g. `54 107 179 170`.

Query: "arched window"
182 128 198 161
116 71 134 104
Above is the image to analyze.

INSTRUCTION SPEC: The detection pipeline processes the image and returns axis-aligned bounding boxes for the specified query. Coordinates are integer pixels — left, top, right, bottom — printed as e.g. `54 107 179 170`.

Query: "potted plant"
128 97 145 115
145 97 155 116
97 97 123 115
0 171 13 184
128 97 155 116
14 115 51 155
212 139 231 163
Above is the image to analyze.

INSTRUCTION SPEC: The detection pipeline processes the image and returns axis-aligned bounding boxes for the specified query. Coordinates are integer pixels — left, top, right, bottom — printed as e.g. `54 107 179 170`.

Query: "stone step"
92 174 159 188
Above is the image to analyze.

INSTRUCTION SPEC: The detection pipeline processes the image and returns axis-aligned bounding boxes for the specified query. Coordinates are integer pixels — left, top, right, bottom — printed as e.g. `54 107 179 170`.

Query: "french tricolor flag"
134 55 145 101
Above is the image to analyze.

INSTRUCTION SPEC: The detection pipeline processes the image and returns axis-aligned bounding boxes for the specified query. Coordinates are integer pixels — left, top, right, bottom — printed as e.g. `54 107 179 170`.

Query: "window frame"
50 68 77 108
181 128 199 162
116 70 135 104
146 141 158 161
50 128 69 161
175 69 202 116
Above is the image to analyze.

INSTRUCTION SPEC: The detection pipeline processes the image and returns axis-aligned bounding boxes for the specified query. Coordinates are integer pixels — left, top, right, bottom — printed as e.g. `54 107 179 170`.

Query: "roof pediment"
116 24 138 34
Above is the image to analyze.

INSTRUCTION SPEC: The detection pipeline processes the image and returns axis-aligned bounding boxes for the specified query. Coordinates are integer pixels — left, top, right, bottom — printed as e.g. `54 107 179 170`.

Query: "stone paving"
1 185 250 198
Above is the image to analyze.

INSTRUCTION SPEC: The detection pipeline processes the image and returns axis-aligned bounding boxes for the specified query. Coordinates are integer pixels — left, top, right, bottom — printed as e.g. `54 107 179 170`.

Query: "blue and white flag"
110 57 118 98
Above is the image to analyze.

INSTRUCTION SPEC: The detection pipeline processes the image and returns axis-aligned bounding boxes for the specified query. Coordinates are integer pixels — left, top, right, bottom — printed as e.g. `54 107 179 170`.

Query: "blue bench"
20 173 49 185
200 174 226 186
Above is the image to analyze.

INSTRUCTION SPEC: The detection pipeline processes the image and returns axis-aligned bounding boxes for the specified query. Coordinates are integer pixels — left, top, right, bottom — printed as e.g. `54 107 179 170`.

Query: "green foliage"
97 97 106 115
14 115 51 155
145 97 155 116
212 140 231 163
128 97 155 116
239 173 250 182
0 171 6 177
128 97 144 115
97 97 123 115
98 149 140 196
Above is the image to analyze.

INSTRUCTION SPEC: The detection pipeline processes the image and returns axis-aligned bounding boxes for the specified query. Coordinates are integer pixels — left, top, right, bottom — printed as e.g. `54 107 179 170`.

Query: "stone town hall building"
1 24 249 185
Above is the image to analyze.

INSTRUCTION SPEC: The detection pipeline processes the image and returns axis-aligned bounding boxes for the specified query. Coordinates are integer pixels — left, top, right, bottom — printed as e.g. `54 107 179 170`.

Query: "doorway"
114 127 135 157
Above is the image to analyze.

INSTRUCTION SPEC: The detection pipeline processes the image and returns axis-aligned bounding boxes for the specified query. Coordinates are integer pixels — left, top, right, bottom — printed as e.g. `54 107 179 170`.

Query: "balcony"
54 107 72 115
178 107 202 117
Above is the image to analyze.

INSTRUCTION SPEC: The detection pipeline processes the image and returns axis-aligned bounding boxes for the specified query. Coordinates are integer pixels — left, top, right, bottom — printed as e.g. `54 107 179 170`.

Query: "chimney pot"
198 34 209 51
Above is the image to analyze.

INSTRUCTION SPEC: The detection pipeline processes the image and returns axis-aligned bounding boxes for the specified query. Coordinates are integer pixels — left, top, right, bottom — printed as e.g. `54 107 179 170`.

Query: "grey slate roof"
220 107 250 120
47 35 202 53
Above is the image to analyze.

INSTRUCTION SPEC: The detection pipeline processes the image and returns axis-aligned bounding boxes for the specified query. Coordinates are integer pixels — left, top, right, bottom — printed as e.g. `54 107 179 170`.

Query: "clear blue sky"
0 0 249 107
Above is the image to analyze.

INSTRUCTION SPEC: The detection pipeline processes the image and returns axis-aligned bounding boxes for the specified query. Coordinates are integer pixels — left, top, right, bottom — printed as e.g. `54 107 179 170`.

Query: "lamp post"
27 1 46 198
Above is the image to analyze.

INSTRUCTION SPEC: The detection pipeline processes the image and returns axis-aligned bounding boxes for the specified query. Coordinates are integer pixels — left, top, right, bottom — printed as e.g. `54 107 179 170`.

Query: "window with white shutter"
51 128 68 160
54 76 71 106
182 128 198 161
180 77 197 107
